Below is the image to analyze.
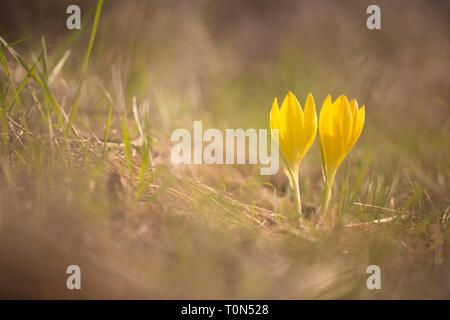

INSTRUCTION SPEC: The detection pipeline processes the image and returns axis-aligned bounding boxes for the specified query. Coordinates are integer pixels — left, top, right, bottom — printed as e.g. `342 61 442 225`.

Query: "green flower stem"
286 165 302 219
322 180 332 212
321 169 336 213
279 153 302 219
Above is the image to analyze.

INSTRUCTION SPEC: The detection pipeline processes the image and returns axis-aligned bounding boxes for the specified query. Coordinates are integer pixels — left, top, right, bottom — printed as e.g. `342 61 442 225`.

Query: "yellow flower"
270 91 317 175
270 91 317 216
318 94 365 209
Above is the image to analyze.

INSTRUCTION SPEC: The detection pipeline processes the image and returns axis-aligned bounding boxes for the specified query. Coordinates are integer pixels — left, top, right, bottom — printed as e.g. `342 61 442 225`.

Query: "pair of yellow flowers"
270 91 365 216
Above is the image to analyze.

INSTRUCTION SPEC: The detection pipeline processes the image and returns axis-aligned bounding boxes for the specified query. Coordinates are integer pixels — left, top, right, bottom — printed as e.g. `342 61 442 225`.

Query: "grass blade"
66 0 103 136
103 103 113 150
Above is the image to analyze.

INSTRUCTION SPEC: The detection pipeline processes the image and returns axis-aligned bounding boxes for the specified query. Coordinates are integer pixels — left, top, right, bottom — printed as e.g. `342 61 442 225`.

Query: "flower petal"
348 105 365 150
319 95 332 142
270 97 280 131
332 95 353 149
302 92 317 156
349 98 359 147
280 91 304 166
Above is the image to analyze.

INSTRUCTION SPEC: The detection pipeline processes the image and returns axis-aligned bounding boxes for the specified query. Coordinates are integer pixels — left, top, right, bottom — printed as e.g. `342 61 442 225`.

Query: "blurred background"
1 0 448 123
0 0 449 299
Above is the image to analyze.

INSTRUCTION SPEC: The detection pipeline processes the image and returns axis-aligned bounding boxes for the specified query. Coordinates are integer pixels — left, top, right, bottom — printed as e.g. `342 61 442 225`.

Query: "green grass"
0 0 448 299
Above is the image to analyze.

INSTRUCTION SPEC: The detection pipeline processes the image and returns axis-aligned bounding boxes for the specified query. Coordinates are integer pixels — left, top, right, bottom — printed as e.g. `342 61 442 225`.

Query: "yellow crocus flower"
270 91 317 216
318 94 365 210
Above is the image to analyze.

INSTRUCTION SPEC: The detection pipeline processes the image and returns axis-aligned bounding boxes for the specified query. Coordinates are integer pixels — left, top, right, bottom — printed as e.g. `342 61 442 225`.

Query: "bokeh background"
0 0 449 299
